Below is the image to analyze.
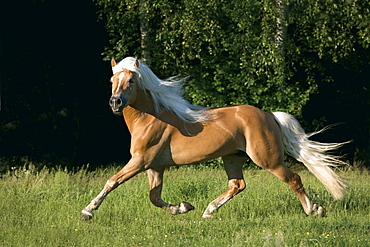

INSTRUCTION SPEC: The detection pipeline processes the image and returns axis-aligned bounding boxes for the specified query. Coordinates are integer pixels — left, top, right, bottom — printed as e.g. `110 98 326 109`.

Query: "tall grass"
0 164 369 246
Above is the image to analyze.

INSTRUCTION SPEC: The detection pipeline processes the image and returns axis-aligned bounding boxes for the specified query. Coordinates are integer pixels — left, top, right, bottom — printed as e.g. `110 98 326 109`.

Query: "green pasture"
0 164 369 246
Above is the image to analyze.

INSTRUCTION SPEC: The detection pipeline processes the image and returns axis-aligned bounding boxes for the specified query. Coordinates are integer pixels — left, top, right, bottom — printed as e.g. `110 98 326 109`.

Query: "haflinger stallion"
80 57 348 220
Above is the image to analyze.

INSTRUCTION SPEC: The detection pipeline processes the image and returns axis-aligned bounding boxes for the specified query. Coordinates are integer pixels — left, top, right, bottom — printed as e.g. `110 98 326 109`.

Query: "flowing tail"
272 112 349 199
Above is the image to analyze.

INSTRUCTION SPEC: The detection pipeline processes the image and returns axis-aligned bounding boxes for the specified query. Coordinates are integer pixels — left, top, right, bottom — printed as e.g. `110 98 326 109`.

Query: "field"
0 164 369 246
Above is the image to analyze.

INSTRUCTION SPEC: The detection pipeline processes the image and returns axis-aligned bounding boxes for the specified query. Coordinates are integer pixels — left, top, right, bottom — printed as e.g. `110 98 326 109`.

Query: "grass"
0 164 369 246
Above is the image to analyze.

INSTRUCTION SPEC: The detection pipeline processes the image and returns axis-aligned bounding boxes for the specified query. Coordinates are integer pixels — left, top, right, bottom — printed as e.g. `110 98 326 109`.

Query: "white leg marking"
202 202 218 218
106 179 116 189
304 195 312 215
81 209 94 217
178 202 189 214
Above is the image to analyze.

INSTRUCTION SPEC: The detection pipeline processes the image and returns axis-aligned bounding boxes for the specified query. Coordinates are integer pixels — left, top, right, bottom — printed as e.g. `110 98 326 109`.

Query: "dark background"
0 0 369 168
0 0 131 166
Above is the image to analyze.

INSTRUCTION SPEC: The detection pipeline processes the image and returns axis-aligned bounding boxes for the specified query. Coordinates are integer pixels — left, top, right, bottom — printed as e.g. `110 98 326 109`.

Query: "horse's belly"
170 126 242 165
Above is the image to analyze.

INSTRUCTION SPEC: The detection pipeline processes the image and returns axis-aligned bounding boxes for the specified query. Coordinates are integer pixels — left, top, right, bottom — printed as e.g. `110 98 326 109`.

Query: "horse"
79 57 348 220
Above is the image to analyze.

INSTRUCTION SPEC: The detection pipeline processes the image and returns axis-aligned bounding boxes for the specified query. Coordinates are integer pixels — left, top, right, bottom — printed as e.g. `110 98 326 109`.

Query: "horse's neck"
122 87 172 130
123 88 155 132
123 88 203 136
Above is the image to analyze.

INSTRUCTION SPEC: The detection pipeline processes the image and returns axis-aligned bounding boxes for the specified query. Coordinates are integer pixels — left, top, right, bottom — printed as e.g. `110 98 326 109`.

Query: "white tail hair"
272 111 349 199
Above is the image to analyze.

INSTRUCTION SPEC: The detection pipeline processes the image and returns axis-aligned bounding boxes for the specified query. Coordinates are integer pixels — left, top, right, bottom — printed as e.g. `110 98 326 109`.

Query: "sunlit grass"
0 164 369 246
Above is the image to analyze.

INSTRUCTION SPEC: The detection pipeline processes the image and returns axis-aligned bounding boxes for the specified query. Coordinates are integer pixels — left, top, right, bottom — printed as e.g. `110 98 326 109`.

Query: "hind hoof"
311 204 326 217
178 202 195 214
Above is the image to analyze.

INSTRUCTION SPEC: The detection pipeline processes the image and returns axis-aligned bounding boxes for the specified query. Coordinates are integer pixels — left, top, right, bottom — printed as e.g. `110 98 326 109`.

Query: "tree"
95 0 315 114
95 0 370 160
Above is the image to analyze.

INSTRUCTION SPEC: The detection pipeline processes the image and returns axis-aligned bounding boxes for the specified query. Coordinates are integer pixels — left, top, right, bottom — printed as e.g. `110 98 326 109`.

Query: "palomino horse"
80 57 348 220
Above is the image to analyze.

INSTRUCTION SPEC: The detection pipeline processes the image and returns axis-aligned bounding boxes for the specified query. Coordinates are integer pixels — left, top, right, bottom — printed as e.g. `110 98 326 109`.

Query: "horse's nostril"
116 98 122 106
109 98 115 107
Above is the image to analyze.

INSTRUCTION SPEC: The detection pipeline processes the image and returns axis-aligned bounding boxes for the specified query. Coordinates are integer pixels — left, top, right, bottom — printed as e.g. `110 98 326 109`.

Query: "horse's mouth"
111 108 123 115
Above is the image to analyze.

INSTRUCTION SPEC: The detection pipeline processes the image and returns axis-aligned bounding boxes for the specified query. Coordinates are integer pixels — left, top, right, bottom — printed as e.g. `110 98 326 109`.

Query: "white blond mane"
112 57 210 123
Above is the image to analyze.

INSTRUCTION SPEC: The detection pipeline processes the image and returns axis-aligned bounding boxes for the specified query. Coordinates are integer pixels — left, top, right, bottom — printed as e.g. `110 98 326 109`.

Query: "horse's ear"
134 59 139 68
111 58 117 67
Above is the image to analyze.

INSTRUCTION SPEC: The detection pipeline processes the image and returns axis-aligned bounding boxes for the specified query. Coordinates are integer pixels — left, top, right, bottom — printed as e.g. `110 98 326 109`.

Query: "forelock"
112 57 140 75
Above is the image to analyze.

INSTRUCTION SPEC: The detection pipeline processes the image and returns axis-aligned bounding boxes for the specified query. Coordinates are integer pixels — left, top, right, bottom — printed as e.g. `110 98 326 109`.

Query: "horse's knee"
238 179 246 192
229 179 246 195
106 178 119 190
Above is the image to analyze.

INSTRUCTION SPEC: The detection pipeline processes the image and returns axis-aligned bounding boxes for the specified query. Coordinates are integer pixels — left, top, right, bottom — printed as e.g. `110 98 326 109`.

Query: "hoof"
180 202 195 212
168 202 195 215
202 213 214 219
79 210 94 221
177 202 195 214
311 204 326 217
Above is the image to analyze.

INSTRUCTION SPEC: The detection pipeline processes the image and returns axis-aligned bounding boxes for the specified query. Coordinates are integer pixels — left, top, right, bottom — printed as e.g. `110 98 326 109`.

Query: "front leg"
147 168 195 215
79 157 145 220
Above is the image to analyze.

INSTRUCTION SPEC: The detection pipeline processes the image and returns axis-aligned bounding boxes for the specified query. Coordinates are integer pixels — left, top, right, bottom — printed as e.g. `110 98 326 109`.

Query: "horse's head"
109 58 139 115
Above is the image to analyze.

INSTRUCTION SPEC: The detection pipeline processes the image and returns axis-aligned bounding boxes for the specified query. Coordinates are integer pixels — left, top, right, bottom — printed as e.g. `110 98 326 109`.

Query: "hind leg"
246 113 325 216
202 154 247 218
268 164 326 217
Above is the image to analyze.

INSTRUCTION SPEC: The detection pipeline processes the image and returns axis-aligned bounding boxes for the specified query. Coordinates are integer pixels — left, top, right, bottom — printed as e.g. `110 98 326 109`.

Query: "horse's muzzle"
109 95 126 114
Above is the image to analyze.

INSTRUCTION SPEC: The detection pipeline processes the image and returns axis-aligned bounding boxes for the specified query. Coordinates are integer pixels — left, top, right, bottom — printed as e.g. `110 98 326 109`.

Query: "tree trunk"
275 0 288 94
275 0 287 57
139 0 150 63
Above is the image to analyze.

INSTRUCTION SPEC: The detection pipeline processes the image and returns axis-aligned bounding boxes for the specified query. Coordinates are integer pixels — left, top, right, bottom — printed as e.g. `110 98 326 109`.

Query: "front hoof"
311 204 326 217
79 210 94 221
202 213 214 219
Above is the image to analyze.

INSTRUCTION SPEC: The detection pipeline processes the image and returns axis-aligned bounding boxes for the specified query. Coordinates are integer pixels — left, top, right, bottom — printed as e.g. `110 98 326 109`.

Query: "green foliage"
94 0 370 118
288 0 370 64
0 165 369 246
